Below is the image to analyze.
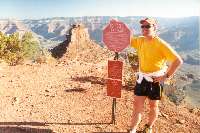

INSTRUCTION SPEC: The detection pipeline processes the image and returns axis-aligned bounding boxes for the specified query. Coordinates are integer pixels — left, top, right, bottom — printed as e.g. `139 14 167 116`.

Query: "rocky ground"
0 59 199 133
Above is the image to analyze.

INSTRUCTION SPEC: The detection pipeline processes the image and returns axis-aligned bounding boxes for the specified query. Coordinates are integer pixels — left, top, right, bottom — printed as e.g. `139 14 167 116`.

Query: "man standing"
129 18 183 133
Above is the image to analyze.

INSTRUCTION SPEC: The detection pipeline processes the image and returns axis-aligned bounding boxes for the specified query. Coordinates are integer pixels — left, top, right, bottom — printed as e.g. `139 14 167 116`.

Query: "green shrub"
0 32 40 65
21 32 40 60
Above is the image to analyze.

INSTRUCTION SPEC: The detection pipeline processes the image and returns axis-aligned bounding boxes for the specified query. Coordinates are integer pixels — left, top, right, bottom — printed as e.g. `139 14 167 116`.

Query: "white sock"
130 129 136 133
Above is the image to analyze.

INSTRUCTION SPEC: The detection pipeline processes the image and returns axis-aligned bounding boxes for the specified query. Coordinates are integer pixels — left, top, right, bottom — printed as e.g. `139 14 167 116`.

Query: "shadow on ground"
71 76 135 92
71 76 106 86
0 121 112 126
64 87 87 93
0 122 53 133
0 121 114 133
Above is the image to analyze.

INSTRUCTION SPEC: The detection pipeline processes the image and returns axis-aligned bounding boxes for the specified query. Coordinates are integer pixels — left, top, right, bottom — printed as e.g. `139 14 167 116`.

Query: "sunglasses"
141 25 152 29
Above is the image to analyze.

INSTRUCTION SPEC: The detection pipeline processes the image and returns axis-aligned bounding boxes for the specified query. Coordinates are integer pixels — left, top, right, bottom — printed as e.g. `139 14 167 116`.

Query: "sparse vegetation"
21 32 40 60
0 32 41 65
35 48 56 64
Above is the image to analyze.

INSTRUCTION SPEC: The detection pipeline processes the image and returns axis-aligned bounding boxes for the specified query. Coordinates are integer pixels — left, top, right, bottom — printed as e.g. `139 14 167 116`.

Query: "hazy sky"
0 0 199 19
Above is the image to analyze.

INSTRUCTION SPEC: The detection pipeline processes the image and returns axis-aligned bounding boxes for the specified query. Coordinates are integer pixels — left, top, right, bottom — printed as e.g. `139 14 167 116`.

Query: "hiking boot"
142 124 152 133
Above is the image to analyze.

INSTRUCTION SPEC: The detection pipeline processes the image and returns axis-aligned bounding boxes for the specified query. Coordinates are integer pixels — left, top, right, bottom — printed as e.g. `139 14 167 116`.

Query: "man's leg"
147 99 159 127
130 96 146 132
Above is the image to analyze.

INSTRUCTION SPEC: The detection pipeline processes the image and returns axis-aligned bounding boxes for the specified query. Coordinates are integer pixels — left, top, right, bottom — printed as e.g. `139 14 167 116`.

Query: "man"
129 18 183 133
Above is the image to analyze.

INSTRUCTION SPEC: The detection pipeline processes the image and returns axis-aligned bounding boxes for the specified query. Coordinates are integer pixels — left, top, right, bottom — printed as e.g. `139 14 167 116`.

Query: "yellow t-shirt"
130 36 177 73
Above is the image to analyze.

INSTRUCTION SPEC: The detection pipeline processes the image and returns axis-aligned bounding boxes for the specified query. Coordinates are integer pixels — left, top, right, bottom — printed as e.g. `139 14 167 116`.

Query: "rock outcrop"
51 23 114 64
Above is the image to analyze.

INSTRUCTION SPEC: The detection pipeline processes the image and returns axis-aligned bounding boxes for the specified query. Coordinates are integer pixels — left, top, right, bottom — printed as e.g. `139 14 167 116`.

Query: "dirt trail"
0 61 199 133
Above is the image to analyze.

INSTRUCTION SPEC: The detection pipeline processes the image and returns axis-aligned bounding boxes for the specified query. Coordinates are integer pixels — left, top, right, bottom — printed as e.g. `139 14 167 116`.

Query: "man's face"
141 21 156 37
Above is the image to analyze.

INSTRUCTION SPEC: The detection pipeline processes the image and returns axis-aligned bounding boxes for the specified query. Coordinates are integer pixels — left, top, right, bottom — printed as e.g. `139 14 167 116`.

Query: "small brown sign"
107 60 123 98
108 60 123 80
107 79 121 98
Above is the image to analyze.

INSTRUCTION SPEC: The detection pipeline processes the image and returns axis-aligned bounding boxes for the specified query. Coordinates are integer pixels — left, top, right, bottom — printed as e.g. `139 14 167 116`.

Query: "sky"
0 0 199 19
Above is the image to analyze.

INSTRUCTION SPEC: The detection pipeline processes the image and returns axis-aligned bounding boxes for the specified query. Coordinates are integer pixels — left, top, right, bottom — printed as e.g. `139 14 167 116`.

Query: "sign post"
103 19 130 124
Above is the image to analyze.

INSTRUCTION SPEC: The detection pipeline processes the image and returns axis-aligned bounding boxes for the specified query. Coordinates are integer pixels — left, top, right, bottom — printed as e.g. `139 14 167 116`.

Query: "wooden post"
111 52 119 124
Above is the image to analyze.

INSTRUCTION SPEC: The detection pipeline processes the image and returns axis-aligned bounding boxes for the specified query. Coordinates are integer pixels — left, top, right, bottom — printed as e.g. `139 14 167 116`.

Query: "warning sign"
107 60 123 98
107 79 122 98
103 19 131 52
108 60 123 80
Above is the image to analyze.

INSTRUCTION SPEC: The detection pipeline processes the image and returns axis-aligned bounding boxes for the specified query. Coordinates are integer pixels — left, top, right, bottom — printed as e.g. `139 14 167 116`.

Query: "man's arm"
165 56 183 79
153 55 183 83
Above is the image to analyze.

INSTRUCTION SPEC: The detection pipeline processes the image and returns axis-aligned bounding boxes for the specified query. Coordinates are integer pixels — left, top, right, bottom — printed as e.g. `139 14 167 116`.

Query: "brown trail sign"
103 19 130 124
107 60 123 98
107 79 122 98
108 60 123 80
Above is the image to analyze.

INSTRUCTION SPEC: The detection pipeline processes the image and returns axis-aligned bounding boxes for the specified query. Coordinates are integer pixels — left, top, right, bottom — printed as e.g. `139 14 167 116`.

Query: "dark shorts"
134 79 164 100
